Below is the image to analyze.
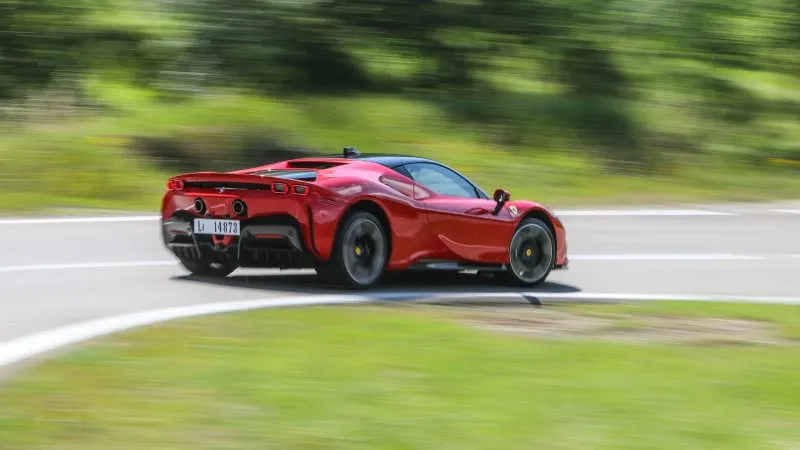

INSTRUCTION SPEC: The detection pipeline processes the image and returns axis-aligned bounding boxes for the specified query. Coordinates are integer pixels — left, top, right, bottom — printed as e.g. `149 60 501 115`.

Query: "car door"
397 162 513 263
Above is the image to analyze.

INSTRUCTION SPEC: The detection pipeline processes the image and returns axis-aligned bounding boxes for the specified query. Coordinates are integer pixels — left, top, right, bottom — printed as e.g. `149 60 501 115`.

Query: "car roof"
282 151 491 199
314 152 440 168
359 154 438 168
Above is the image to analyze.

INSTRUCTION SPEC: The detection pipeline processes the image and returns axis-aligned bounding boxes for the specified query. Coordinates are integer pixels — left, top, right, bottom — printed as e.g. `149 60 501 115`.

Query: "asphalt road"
1 200 799 343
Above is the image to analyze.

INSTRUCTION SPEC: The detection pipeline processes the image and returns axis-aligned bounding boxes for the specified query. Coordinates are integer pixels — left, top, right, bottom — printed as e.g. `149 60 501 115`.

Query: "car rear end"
161 171 333 270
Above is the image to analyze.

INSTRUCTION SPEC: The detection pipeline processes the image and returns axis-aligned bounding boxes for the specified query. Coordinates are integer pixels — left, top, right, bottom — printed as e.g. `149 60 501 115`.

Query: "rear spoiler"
166 172 326 196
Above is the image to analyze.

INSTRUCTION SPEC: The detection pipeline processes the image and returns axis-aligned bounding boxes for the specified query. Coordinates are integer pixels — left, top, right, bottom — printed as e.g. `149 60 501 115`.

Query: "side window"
393 165 412 179
402 163 478 198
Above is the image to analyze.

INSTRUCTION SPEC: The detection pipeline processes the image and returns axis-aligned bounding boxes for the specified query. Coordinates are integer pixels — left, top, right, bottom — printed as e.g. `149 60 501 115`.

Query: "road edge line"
4 291 800 371
0 294 371 369
0 208 743 225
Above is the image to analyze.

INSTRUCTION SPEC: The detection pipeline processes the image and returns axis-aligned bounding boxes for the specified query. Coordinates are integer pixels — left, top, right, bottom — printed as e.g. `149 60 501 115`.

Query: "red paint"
162 156 568 270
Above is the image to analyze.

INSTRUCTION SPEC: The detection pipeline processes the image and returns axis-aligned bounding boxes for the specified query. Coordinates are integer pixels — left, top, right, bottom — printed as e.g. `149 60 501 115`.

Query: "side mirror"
492 189 510 215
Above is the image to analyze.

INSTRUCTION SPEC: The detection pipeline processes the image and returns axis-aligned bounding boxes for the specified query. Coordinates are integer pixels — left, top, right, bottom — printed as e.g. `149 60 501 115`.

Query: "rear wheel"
316 210 389 289
499 218 555 286
179 256 237 277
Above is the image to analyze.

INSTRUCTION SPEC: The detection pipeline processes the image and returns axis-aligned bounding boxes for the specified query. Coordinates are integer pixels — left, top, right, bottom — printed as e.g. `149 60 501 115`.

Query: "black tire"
316 210 389 289
498 218 555 286
179 256 237 277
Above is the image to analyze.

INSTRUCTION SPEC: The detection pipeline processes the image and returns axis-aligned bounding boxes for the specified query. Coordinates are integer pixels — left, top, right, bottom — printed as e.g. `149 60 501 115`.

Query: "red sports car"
161 147 568 288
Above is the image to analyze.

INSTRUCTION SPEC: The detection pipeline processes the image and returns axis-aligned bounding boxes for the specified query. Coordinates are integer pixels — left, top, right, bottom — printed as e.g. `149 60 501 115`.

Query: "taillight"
273 182 287 194
167 179 184 191
293 185 308 195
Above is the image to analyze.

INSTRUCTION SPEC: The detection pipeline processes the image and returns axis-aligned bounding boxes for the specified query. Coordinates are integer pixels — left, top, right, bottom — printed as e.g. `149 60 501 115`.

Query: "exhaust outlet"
232 199 247 216
194 198 206 214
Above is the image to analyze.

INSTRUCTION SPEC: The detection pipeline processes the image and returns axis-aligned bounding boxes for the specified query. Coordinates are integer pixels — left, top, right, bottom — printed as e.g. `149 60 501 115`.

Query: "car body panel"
415 196 511 262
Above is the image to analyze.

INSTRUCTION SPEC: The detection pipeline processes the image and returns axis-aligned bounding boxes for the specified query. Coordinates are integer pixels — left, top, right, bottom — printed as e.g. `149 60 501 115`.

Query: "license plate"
194 218 240 236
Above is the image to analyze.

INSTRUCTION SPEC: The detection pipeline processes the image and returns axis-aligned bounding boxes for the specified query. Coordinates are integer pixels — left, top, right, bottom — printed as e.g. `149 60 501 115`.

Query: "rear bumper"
161 212 319 269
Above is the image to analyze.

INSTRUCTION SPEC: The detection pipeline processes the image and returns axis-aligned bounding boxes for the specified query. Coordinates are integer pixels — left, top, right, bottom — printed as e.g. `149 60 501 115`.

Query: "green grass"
2 90 799 215
1 302 799 449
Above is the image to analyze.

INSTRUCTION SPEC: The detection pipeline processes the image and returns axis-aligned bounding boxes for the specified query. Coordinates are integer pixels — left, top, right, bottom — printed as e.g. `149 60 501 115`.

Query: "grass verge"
2 92 800 215
1 301 799 449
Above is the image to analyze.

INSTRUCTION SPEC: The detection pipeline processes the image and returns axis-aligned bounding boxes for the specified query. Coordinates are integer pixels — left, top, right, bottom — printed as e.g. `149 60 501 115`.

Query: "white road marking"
519 292 800 304
4 202 800 225
0 216 158 225
3 291 800 369
0 294 368 369
555 209 734 216
570 254 764 261
0 261 176 273
0 253 782 274
0 208 740 225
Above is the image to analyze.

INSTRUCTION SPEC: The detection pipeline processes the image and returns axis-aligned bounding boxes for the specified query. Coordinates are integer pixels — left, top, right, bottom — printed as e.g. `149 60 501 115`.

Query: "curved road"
1 201 799 346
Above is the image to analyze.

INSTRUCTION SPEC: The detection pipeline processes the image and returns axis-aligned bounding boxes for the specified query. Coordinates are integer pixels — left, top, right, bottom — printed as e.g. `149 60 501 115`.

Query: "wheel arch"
340 198 394 259
314 197 395 288
518 208 557 249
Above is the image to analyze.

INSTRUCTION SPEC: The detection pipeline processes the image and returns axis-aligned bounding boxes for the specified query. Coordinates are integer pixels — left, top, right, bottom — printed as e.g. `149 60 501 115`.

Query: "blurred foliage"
0 0 799 176
0 0 94 99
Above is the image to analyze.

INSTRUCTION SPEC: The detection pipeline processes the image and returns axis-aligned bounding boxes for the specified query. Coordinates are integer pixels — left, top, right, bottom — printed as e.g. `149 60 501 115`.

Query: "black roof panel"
316 152 437 168
359 155 437 167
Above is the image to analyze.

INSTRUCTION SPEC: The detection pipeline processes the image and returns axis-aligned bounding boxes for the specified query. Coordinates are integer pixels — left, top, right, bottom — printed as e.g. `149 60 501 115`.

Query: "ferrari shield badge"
508 205 518 217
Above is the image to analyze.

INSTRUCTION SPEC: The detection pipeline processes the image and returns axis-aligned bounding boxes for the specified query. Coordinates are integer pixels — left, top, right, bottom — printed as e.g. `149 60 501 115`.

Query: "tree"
0 0 101 99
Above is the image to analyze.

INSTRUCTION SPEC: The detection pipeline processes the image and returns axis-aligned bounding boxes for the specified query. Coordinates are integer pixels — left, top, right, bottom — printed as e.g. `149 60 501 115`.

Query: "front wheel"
498 218 555 286
316 210 389 289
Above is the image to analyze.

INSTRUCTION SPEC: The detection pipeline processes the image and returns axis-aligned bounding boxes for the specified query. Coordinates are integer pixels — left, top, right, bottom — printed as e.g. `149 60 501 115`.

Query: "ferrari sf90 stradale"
161 147 568 288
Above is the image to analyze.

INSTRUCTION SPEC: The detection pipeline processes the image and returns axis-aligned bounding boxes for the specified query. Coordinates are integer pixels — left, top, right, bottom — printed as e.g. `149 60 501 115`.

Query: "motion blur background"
2 3 800 447
0 0 798 211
